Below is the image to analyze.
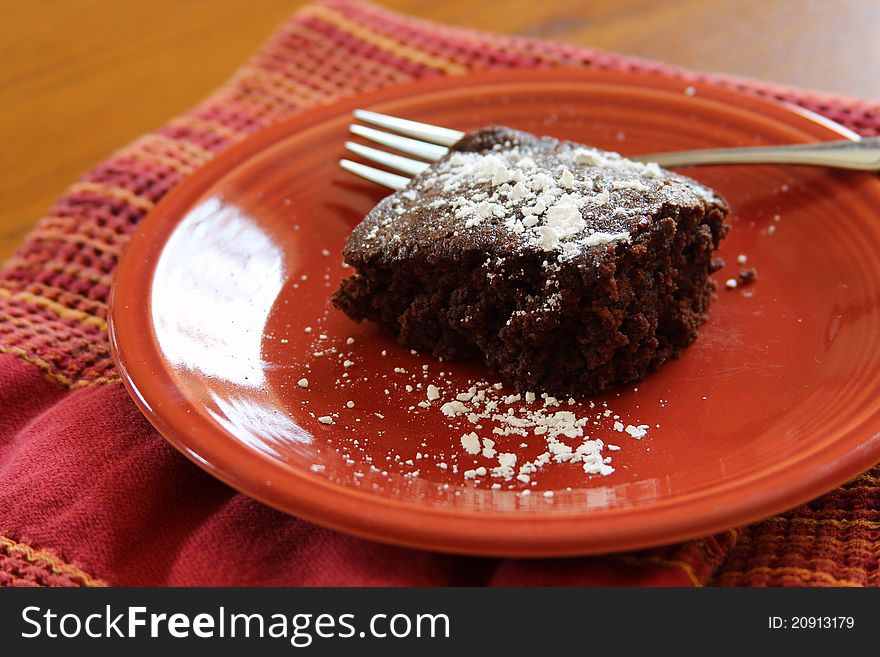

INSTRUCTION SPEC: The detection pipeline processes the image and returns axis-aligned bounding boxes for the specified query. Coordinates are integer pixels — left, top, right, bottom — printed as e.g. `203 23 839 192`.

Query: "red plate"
110 69 880 556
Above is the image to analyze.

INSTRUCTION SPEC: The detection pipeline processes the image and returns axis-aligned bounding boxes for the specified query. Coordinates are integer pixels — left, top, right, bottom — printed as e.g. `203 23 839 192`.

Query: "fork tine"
346 141 431 176
353 109 464 147
350 124 449 162
340 159 410 190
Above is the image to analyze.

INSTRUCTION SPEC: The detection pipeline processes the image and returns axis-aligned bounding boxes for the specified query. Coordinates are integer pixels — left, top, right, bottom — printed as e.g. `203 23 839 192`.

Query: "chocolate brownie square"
333 127 728 396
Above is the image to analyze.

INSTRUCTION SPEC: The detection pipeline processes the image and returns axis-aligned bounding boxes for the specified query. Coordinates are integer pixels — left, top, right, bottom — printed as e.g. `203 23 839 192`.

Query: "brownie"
333 127 729 396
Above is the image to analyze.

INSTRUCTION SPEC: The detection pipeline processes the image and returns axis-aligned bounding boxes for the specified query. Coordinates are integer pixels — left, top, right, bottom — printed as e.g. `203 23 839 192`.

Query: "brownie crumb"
738 268 758 286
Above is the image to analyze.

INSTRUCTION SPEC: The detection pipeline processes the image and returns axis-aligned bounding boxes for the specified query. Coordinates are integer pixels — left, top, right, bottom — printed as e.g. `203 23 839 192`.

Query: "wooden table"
2 0 878 261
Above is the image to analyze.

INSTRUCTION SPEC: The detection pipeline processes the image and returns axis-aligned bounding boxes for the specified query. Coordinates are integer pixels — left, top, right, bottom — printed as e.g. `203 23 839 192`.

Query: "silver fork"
340 109 880 190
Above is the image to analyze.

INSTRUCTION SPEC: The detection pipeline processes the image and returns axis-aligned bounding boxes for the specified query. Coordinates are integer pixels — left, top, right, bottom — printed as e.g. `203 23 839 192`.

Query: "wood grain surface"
2 0 878 260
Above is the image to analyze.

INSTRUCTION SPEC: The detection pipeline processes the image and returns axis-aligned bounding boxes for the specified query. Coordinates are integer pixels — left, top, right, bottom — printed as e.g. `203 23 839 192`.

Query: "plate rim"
109 68 880 557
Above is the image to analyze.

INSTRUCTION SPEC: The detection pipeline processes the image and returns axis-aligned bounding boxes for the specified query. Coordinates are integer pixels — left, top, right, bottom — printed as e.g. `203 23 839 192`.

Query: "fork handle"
634 137 880 171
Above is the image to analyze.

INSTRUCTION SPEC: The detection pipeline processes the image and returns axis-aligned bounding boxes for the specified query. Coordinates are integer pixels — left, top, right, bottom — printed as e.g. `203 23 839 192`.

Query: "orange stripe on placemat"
748 532 880 552
74 374 120 387
68 181 155 212
808 559 879 583
122 134 215 176
610 554 703 587
122 149 197 176
168 115 247 140
31 230 122 256
763 517 880 530
38 215 134 254
1 535 106 587
718 566 863 587
233 66 333 108
4 256 115 288
305 4 469 75
217 68 328 114
0 344 119 389
283 18 421 88
25 282 109 319
136 133 216 164
0 344 76 387
0 287 107 331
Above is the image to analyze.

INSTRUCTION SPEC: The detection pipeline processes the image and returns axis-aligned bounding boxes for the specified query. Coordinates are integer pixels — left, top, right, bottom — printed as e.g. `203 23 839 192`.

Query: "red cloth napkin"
2 0 879 587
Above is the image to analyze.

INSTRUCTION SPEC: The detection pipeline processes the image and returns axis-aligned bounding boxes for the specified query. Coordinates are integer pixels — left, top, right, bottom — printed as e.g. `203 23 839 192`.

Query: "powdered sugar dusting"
436 381 619 481
352 128 719 263
279 322 654 492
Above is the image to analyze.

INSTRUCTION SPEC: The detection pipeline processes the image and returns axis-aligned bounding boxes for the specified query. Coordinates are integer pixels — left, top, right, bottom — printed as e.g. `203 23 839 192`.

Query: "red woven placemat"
1 0 878 587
